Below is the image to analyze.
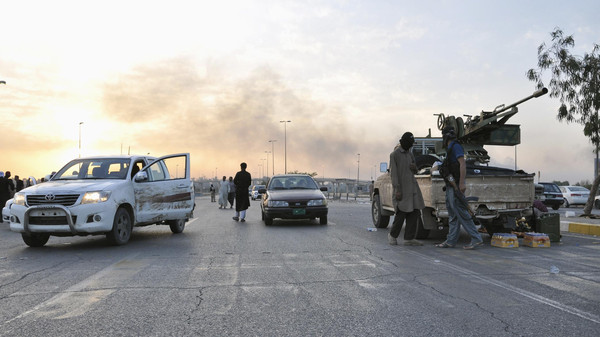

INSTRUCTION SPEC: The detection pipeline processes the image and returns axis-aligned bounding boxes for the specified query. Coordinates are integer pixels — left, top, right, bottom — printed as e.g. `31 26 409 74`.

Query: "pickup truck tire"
107 207 132 245
372 195 390 228
22 233 50 247
168 219 186 233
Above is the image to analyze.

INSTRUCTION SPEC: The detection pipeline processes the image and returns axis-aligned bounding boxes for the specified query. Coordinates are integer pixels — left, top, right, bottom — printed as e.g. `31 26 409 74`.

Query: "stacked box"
523 233 550 248
491 233 519 248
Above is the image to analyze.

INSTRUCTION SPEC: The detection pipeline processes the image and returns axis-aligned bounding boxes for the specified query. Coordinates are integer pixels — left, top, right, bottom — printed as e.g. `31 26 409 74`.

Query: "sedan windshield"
269 177 318 190
53 159 131 180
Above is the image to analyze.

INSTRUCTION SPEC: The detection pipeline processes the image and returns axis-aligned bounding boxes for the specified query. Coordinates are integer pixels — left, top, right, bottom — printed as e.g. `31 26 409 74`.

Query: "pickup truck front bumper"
9 203 116 235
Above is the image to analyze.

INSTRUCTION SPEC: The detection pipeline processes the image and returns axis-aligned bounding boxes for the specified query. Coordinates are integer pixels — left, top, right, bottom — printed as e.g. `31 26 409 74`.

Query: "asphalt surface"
0 197 598 336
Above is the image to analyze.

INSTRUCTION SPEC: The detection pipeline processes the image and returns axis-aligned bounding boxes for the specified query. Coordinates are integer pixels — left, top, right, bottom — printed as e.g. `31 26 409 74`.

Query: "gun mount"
435 88 548 164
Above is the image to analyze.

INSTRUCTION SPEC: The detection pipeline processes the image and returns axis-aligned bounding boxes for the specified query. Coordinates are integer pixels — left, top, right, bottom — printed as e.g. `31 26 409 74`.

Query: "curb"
568 222 600 236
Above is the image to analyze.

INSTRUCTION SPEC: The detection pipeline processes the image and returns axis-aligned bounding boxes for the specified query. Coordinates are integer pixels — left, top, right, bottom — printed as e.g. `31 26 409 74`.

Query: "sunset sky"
1 0 599 184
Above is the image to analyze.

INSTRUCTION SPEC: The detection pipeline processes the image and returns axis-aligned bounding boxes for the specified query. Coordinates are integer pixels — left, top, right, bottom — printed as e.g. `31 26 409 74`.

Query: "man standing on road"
233 162 252 222
227 176 235 209
388 132 425 246
435 126 483 250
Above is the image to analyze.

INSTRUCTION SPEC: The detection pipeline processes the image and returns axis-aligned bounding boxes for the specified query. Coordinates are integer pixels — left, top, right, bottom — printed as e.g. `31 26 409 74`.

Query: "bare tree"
527 28 600 216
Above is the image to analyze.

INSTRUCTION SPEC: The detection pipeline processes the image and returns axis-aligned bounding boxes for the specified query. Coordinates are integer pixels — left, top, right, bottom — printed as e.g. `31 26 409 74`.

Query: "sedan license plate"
293 208 306 215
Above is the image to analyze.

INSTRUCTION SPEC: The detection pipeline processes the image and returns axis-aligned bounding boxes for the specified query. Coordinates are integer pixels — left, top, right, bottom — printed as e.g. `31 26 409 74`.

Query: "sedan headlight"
307 199 327 206
268 200 289 207
14 193 26 206
82 191 111 204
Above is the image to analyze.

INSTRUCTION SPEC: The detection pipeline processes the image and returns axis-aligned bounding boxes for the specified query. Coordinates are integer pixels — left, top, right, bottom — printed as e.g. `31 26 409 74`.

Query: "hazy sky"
1 0 598 184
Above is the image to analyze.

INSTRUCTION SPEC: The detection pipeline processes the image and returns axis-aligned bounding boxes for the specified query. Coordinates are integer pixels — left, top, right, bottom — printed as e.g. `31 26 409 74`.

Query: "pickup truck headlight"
268 200 289 207
82 191 111 204
14 193 26 206
307 199 327 206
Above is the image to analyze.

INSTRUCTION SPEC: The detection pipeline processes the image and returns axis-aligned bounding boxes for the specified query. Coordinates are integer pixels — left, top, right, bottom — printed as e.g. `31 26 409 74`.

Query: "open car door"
133 153 194 224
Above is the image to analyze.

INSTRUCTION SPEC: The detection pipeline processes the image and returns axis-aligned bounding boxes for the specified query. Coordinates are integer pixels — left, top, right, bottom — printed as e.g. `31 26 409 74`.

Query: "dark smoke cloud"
102 57 390 178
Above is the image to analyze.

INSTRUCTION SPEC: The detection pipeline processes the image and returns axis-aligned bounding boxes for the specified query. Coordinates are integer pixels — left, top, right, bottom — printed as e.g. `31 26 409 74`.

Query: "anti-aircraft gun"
434 87 548 164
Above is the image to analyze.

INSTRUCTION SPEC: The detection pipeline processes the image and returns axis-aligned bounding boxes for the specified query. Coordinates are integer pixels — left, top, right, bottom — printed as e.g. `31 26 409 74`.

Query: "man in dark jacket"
233 162 252 222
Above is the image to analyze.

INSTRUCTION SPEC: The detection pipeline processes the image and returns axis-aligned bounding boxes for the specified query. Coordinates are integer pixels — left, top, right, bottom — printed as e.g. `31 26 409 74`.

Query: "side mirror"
258 188 267 194
134 171 148 182
320 186 328 192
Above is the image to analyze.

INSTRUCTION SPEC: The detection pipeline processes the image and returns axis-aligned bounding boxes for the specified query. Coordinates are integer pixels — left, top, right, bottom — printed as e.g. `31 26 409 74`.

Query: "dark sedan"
539 182 565 210
260 174 328 226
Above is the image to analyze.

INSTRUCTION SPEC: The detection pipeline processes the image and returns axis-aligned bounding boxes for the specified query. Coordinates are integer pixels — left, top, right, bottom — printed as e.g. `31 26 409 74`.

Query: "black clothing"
0 178 10 208
233 170 252 212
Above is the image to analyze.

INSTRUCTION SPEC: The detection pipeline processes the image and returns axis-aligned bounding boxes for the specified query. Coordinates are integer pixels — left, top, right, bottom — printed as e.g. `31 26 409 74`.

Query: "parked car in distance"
250 185 266 200
538 182 564 210
559 185 590 208
260 174 328 225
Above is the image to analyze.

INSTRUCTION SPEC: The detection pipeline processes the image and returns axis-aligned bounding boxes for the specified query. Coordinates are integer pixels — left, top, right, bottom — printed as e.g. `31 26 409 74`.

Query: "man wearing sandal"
387 132 425 246
435 127 484 250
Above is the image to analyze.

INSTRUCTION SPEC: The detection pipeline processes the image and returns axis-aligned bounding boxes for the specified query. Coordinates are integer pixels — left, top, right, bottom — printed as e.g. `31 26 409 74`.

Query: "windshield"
53 158 131 180
542 183 561 193
268 176 318 190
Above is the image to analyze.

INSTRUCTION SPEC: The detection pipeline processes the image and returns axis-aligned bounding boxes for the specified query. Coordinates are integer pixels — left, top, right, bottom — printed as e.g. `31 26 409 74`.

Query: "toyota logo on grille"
45 193 56 201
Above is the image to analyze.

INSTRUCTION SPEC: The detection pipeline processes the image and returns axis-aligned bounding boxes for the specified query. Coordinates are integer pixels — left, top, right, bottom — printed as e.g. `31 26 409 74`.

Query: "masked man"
388 132 425 246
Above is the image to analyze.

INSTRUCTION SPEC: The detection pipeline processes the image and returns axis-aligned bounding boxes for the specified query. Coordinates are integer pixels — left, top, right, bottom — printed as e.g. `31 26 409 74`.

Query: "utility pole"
269 140 277 175
279 121 291 174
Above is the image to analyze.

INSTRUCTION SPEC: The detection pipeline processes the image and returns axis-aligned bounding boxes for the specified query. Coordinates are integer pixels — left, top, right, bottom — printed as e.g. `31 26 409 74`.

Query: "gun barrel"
494 87 548 114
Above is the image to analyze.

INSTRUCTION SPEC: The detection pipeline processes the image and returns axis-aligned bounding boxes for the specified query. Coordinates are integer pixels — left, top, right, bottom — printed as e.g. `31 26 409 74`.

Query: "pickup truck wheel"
22 233 50 247
319 215 328 225
168 219 186 234
107 208 132 245
372 195 390 228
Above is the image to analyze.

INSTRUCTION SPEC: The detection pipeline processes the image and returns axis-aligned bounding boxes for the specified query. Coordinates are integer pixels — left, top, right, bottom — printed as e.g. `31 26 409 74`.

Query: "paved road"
0 197 599 336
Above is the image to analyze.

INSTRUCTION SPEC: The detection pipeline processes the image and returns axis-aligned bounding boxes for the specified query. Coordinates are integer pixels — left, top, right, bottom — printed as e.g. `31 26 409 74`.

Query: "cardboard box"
523 232 550 248
491 233 519 248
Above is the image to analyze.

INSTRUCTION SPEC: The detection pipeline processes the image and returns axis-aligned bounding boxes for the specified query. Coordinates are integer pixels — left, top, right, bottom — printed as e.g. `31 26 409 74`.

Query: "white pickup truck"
9 153 195 247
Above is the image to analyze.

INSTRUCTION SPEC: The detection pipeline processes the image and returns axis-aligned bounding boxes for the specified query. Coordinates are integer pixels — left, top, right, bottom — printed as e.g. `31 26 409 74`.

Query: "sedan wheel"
319 215 328 225
563 198 570 208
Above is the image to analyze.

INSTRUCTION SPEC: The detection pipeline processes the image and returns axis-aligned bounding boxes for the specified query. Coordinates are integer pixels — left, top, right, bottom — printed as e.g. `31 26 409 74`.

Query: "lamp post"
269 139 277 175
265 151 271 178
279 121 291 174
356 153 360 194
78 122 84 158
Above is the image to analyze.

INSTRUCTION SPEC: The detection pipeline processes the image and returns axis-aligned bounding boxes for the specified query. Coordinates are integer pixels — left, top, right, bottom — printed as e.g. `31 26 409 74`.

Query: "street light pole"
279 121 291 174
265 151 271 178
357 153 360 185
78 122 84 158
269 140 277 175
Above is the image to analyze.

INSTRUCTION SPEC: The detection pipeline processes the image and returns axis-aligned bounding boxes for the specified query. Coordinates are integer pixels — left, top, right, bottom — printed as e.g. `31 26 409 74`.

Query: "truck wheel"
372 195 390 228
415 214 430 240
107 207 132 245
168 219 186 234
319 215 328 225
22 233 50 247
